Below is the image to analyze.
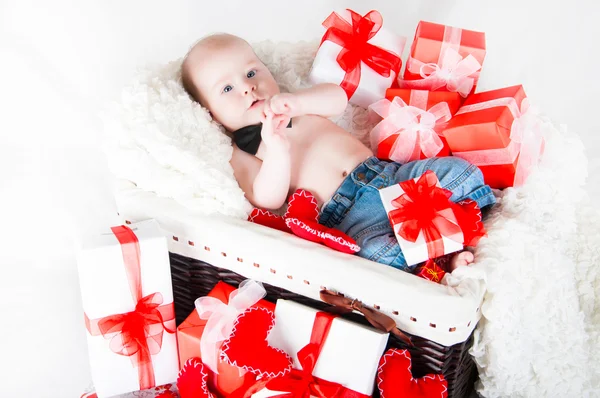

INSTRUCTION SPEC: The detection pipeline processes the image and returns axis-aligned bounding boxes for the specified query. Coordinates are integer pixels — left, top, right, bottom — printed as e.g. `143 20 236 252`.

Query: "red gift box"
369 94 453 163
416 260 447 283
386 88 463 116
442 85 544 189
399 21 486 97
177 281 275 398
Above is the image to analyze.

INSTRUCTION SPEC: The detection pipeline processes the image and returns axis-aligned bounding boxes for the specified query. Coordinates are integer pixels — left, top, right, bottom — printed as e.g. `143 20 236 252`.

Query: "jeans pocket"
354 219 393 242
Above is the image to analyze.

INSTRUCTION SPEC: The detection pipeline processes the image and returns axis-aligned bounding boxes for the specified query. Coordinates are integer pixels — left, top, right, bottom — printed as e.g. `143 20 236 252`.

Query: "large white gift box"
253 299 389 397
378 172 465 266
77 220 178 398
308 9 407 109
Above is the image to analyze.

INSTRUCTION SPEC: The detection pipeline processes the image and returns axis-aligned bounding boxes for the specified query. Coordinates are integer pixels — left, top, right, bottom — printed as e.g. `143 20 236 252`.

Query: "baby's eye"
222 85 233 93
247 70 256 78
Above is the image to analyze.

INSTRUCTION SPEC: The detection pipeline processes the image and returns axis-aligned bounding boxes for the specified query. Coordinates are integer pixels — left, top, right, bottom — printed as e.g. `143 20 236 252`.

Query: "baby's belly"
288 125 373 205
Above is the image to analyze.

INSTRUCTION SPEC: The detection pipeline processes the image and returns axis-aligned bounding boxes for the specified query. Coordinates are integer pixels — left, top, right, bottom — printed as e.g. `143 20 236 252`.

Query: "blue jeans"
319 157 496 272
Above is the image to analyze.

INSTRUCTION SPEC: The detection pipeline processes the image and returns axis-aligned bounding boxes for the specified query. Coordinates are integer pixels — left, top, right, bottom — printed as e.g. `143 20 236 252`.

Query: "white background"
0 0 598 396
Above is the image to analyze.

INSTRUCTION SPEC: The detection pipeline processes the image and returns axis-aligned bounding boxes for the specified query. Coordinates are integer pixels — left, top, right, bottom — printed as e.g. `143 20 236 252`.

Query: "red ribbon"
84 225 175 390
388 171 464 259
265 312 369 398
320 9 402 100
230 312 370 398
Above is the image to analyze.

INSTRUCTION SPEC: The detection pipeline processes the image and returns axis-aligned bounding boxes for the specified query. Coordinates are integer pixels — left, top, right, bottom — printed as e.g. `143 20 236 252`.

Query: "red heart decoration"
177 357 215 398
286 218 360 254
451 200 486 247
220 307 293 378
284 189 319 222
249 209 290 233
378 349 448 398
248 189 360 254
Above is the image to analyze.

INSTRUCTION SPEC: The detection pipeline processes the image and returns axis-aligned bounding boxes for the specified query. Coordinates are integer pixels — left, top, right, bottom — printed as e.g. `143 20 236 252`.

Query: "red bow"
321 9 401 99
85 225 175 390
263 312 369 398
388 171 463 259
228 312 370 398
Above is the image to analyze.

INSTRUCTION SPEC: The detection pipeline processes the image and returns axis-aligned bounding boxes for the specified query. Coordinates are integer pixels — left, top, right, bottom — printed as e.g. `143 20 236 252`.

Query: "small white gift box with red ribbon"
77 220 179 398
378 171 465 267
251 299 389 398
309 8 407 109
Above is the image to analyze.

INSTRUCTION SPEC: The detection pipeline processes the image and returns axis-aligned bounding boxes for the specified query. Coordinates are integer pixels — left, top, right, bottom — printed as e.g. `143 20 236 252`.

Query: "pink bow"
194 280 267 373
369 97 452 163
412 48 481 98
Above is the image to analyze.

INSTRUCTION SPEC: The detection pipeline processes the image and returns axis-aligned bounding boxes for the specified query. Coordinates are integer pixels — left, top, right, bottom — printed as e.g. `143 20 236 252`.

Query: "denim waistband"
319 156 383 227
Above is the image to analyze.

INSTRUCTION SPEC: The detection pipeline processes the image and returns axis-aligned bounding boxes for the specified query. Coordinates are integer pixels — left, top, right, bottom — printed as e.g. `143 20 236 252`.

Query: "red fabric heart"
451 200 486 247
249 209 290 233
248 189 360 253
286 218 360 254
220 307 293 379
284 189 320 222
378 349 448 398
177 357 215 398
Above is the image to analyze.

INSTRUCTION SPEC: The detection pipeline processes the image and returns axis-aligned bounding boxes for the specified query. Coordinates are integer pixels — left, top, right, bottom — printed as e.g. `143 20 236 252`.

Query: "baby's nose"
244 83 256 95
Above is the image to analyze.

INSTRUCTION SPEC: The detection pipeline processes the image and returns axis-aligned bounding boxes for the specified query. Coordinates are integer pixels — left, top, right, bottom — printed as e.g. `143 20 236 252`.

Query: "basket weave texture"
170 252 477 398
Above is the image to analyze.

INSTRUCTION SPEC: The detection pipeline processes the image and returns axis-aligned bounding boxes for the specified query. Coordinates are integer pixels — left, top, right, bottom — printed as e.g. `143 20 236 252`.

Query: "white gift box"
77 220 178 398
308 9 407 109
253 299 389 397
378 177 464 266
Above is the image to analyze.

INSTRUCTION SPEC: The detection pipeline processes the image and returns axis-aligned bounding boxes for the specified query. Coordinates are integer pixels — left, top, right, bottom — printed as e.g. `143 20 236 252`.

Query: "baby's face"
188 37 280 131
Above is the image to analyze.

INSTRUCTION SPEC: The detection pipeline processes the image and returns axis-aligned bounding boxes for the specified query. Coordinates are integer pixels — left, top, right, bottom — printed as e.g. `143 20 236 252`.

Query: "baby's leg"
392 156 496 211
336 157 495 272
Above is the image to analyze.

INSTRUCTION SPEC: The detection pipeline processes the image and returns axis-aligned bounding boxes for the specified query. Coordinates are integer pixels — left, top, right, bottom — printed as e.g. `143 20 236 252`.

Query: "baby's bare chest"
286 116 349 151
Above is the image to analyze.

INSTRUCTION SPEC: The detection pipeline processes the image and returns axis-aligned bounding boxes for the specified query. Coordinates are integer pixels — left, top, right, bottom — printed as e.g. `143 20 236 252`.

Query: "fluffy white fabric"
470 114 600 397
104 41 599 397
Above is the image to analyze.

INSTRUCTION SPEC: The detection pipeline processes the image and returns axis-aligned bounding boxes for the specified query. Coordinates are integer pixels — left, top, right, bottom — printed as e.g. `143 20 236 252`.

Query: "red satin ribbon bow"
321 9 402 99
84 225 175 390
388 171 463 259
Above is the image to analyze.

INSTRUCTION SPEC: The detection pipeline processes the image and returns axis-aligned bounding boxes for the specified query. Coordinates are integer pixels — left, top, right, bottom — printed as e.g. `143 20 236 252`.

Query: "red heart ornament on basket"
286 218 360 254
249 209 290 233
378 349 448 398
284 189 320 222
220 307 293 378
177 357 215 398
248 189 360 253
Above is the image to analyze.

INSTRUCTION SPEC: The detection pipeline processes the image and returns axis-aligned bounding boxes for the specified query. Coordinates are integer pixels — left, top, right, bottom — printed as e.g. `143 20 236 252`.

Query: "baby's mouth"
249 99 264 110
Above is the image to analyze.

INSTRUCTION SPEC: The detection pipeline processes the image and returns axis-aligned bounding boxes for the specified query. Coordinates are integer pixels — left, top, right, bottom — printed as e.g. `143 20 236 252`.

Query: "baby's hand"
261 107 290 152
263 99 292 131
268 93 301 119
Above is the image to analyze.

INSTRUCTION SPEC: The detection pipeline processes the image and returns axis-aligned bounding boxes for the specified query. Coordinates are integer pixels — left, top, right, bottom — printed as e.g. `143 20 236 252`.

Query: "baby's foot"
449 251 474 272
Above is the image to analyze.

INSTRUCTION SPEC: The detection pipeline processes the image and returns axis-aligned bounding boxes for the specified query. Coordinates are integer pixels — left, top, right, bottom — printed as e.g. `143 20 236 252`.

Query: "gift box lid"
413 20 486 53
385 88 463 115
79 219 165 251
268 299 389 396
443 85 527 151
77 219 173 319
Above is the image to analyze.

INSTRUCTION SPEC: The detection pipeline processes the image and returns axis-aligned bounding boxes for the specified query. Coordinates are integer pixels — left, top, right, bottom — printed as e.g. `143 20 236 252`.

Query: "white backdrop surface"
0 1 598 397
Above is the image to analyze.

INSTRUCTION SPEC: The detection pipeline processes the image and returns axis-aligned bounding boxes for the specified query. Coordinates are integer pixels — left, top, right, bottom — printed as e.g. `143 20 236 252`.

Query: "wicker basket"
170 252 477 398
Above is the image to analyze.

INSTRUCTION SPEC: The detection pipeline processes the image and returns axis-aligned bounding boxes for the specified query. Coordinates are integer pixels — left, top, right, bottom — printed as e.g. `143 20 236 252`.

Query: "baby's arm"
230 112 291 210
269 83 348 119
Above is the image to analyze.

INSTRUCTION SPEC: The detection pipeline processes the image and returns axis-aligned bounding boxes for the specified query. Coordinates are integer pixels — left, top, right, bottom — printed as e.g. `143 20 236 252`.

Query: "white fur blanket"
103 41 599 397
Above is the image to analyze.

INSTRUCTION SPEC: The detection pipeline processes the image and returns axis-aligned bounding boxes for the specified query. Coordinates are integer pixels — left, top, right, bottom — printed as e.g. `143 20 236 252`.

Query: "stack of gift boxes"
77 8 546 397
78 220 445 398
309 8 544 273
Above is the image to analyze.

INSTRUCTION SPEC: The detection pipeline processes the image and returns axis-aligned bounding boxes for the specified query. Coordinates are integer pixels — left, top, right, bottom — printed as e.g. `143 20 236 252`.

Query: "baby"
181 33 496 272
